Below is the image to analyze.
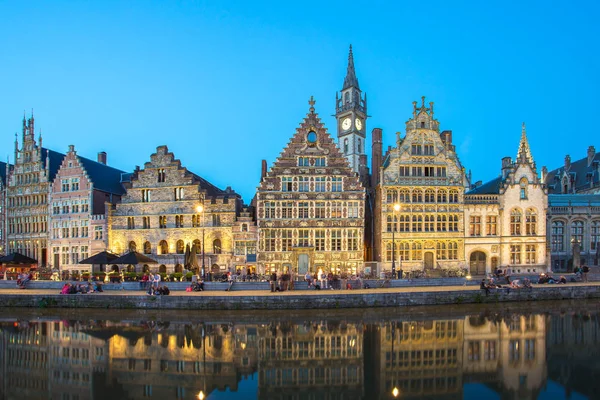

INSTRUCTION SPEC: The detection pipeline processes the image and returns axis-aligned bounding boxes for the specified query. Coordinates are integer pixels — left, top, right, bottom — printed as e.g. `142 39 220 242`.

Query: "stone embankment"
0 280 598 310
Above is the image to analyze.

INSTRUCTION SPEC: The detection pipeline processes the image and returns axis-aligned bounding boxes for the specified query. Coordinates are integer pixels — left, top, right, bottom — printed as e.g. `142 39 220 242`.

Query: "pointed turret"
516 122 534 165
342 45 360 90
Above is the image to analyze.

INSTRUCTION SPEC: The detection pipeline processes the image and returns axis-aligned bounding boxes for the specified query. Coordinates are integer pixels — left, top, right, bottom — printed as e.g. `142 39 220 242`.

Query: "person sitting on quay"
480 279 491 295
157 285 170 295
140 273 149 290
191 278 204 292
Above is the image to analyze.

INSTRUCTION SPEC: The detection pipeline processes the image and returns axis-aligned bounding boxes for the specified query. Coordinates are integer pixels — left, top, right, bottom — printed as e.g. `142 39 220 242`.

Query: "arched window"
411 242 422 261
174 264 183 273
241 223 248 232
128 241 136 252
143 241 151 254
425 189 435 203
213 239 222 254
159 265 167 273
159 240 169 255
449 190 459 203
412 215 423 232
193 239 201 253
344 138 349 154
437 215 447 232
436 242 447 260
385 242 397 262
386 189 397 204
520 177 528 199
412 189 423 203
551 221 565 252
437 189 447 203
571 220 584 248
399 189 410 203
510 209 522 235
157 168 166 183
399 242 409 261
525 209 537 235
386 215 397 232
399 215 410 232
176 240 185 254
448 242 458 260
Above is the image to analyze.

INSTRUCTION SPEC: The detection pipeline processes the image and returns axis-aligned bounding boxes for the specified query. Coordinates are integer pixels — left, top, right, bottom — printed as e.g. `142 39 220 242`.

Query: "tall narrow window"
315 230 325 251
510 244 521 264
213 239 222 254
212 215 221 226
331 177 342 192
127 217 135 230
281 230 293 251
281 177 293 192
174 187 184 201
331 230 342 251
158 168 166 182
469 216 481 236
551 221 565 252
344 139 349 154
486 216 497 236
525 209 537 235
510 209 522 235
571 220 584 249
525 245 536 264
142 189 151 202
520 178 528 199
159 216 167 229
591 220 599 252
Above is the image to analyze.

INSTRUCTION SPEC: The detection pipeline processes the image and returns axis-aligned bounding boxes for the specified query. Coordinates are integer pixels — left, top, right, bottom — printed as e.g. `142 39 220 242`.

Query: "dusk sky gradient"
1 0 598 203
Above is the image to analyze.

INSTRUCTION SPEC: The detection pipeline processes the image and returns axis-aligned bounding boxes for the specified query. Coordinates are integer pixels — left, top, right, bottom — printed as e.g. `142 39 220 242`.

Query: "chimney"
261 159 267 181
68 144 75 153
98 151 107 165
565 155 571 170
371 128 383 189
501 156 512 179
587 146 595 167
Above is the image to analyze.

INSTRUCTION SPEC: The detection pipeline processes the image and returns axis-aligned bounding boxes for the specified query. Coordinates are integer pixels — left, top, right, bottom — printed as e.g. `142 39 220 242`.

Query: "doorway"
424 252 434 269
298 254 309 276
470 251 487 275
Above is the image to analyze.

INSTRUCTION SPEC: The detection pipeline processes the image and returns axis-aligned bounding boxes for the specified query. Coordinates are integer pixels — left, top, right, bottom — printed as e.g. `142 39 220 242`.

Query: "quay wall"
0 285 599 310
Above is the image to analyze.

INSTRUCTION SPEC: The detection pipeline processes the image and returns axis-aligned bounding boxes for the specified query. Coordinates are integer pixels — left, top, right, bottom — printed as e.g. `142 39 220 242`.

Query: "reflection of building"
543 146 600 271
6 114 64 265
109 145 242 274
465 126 548 275
256 99 365 275
257 322 364 399
48 145 127 274
376 318 464 399
462 314 546 399
376 99 469 272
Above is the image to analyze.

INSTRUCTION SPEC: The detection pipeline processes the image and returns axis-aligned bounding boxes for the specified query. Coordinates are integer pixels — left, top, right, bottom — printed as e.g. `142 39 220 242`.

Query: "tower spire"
342 44 359 90
517 122 534 164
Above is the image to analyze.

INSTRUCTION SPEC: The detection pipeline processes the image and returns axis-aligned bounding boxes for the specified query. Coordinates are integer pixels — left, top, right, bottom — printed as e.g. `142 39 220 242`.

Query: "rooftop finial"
517 122 534 165
342 45 360 90
308 96 316 114
421 96 426 108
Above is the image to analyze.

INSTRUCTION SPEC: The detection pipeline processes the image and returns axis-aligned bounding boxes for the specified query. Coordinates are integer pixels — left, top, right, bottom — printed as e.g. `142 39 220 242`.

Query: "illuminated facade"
0 161 8 255
376 99 470 272
256 99 366 275
5 114 64 265
109 145 242 273
231 206 258 275
464 125 549 275
48 146 127 274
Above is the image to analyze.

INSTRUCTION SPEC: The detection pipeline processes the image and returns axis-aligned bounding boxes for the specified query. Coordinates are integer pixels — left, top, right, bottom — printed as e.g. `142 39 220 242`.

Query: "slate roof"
0 161 8 185
77 156 128 195
41 148 66 181
191 172 238 198
342 45 360 90
548 194 600 207
545 152 600 194
466 176 503 195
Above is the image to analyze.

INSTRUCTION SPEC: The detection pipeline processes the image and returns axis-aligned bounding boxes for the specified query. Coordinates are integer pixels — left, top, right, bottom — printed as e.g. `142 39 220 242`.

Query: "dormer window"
520 178 528 199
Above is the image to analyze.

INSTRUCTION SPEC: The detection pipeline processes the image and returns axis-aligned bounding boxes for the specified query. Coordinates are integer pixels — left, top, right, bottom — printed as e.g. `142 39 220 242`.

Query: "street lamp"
196 205 205 279
391 203 401 279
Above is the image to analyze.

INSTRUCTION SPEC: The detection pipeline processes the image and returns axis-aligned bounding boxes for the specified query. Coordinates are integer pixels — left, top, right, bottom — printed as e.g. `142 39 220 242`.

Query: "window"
144 241 151 254
469 216 481 236
509 340 520 362
81 199 89 212
386 215 397 232
412 166 422 176
281 230 292 251
449 190 459 203
241 223 248 232
424 166 435 177
510 209 522 235
357 139 362 153
525 209 537 235
399 189 410 202
411 144 422 155
298 229 309 247
174 240 183 254
315 230 325 251
437 190 447 203
71 221 79 238
174 187 184 201
412 189 423 203
424 215 435 232
525 245 536 264
592 221 599 251
281 201 294 218
299 177 310 192
298 157 310 166
348 230 359 251
520 178 528 199
331 230 342 251
142 189 151 202
448 242 458 259
411 215 423 232
212 215 221 226
424 144 434 155
347 201 359 218
436 167 447 177
175 215 184 228
344 138 349 154
331 177 342 192
435 215 446 232
159 216 167 229
62 179 70 192
143 216 150 229
436 242 447 260
510 244 521 264
315 202 326 219
425 189 435 203
298 202 309 218
129 241 137 252
158 168 166 182
71 178 79 191
551 221 565 252
52 202 60 214
264 230 276 251
386 189 397 204
398 242 409 261
264 202 276 219
94 226 103 240
399 166 409 176
158 240 168 255
412 242 422 260
281 177 293 192
399 215 410 232
468 341 480 361
484 341 496 361
127 217 135 230
315 177 326 192
386 243 396 262
448 215 459 232
331 203 342 218
571 220 584 249
486 216 497 236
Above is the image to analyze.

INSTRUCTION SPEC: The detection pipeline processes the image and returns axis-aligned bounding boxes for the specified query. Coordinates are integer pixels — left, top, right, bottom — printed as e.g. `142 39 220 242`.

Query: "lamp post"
391 203 401 279
196 205 205 279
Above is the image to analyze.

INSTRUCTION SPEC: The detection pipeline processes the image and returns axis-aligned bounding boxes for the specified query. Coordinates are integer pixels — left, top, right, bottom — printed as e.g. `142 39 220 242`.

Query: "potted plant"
81 272 91 281
185 272 193 282
108 272 121 283
124 272 137 282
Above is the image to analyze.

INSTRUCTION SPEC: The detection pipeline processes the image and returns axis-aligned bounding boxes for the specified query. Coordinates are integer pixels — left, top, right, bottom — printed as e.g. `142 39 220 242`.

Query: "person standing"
270 271 277 292
305 271 312 288
582 265 590 282
154 272 161 289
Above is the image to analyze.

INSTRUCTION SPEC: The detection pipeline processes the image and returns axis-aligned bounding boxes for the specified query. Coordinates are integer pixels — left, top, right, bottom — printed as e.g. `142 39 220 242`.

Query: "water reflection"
0 305 597 400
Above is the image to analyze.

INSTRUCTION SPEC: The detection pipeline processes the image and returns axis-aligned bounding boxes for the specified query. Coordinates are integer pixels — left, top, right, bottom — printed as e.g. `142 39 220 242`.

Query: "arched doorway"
159 265 167 274
470 251 487 275
174 264 183 273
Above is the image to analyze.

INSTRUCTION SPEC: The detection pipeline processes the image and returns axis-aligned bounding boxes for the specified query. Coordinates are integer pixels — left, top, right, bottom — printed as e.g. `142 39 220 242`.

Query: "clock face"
342 117 351 130
355 118 363 130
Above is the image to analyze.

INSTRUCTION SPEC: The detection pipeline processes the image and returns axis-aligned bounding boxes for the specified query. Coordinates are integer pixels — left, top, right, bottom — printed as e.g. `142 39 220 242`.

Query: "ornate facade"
231 206 258 275
465 125 548 275
5 114 64 265
376 99 469 272
48 146 127 274
0 161 9 255
543 146 600 271
108 146 242 274
256 98 366 276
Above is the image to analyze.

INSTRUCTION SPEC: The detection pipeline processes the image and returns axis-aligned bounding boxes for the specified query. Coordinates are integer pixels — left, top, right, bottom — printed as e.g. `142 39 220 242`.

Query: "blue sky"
1 0 598 202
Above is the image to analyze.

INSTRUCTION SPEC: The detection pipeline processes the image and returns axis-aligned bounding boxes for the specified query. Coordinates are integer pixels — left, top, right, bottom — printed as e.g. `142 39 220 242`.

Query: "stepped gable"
259 97 363 191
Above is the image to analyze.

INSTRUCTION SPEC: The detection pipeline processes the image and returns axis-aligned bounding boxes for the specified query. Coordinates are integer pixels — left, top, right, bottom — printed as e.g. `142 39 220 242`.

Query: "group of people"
480 276 533 295
537 273 568 284
574 265 591 282
16 272 34 289
60 281 102 294
147 285 170 296
140 272 163 290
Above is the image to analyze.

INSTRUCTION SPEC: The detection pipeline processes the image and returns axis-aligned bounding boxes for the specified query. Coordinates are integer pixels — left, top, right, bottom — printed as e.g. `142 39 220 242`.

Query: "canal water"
0 301 597 400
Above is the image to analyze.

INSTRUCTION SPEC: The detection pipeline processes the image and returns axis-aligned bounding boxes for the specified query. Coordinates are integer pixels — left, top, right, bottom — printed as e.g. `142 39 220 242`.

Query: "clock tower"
336 45 367 174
